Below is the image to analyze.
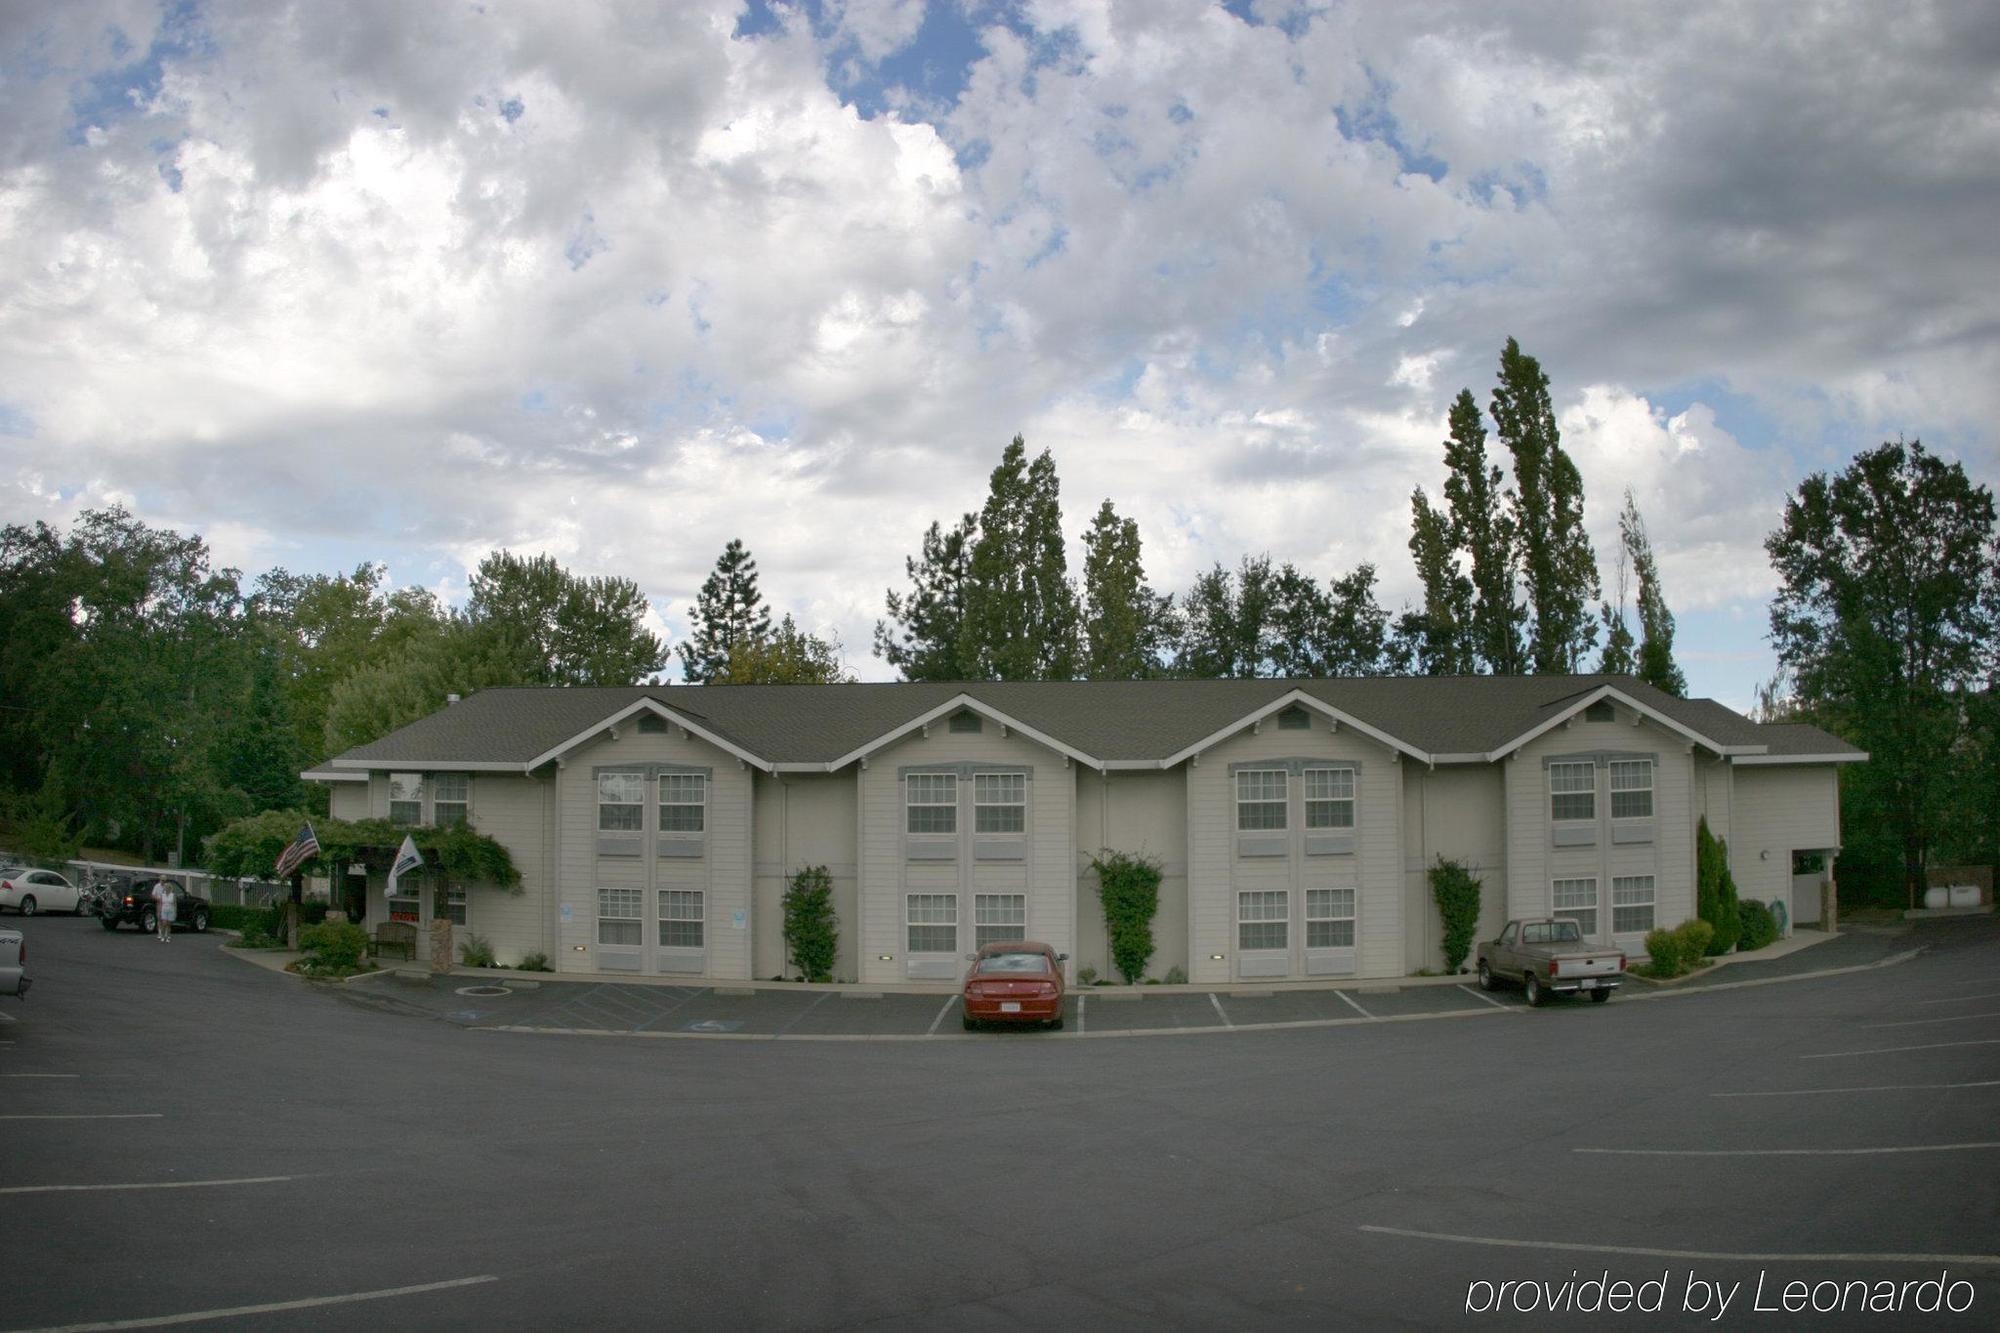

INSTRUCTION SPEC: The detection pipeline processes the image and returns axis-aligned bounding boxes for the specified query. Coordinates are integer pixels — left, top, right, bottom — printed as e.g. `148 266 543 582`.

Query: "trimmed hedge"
1737 899 1780 952
1640 918 1716 978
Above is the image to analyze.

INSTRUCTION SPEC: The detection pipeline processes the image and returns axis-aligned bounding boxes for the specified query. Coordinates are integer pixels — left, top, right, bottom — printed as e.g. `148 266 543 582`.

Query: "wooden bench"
371 920 418 962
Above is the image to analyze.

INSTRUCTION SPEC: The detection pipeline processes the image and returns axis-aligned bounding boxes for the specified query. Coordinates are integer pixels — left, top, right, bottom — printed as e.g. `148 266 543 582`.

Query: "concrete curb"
1616 949 1921 1002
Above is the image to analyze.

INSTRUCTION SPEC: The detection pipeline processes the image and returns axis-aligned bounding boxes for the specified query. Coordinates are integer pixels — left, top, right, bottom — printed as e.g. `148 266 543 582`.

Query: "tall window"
389 773 424 825
1553 878 1599 936
906 774 958 834
906 894 958 953
443 884 467 926
387 876 420 923
1304 767 1355 829
597 773 644 831
659 890 704 948
1613 876 1656 934
1238 890 1288 951
1549 762 1595 822
659 774 707 833
1609 761 1653 819
432 774 469 828
975 893 1026 948
1236 770 1287 831
598 887 642 946
1306 888 1355 948
974 772 1026 833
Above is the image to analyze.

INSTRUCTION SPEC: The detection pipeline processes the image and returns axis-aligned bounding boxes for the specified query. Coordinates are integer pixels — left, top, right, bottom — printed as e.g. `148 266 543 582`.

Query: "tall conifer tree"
958 437 1079 680
1081 499 1172 679
1441 387 1524 673
874 515 976 681
679 539 771 684
1491 338 1598 672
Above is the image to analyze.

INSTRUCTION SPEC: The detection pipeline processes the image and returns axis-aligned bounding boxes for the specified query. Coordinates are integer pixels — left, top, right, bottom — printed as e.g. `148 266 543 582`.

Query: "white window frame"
1236 770 1287 831
597 772 644 832
1553 877 1599 937
906 893 958 954
1612 875 1656 934
905 773 958 835
1303 767 1356 829
973 772 1026 834
443 883 467 927
597 886 643 947
658 889 704 949
389 772 424 826
432 773 469 828
387 876 421 924
1609 760 1653 819
658 773 707 834
1237 889 1289 952
974 893 1027 949
1549 761 1595 823
1305 887 1355 949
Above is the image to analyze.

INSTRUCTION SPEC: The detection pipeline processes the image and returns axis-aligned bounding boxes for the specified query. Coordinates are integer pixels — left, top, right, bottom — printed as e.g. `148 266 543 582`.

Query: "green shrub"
1164 965 1187 985
458 933 497 968
782 865 838 982
1643 927 1686 976
516 951 552 973
207 903 256 931
1737 899 1779 952
1428 857 1483 972
1076 964 1098 986
298 919 369 973
1696 818 1742 955
1090 850 1163 985
1676 917 1715 960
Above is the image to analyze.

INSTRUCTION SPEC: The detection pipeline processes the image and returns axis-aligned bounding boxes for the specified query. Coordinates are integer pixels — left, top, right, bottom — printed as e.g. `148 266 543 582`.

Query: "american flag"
273 822 320 879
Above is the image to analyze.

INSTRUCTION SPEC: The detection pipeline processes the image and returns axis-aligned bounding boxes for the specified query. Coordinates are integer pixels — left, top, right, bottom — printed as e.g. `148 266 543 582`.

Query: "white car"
0 866 85 916
0 924 25 997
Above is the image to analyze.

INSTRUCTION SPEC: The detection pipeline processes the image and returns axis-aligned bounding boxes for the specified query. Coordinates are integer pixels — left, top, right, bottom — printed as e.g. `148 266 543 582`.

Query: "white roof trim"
300 768 367 783
329 759 530 773
1732 751 1868 766
1159 689 1432 769
1481 685 1757 763
525 698 774 773
825 694 1104 772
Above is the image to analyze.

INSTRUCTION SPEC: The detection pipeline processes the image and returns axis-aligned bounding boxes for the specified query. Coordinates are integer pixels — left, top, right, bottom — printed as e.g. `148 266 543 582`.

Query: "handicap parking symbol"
685 1018 744 1033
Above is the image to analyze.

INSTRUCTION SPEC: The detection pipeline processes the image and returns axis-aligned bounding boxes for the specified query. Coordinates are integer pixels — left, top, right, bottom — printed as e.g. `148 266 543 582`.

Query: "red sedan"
961 941 1068 1031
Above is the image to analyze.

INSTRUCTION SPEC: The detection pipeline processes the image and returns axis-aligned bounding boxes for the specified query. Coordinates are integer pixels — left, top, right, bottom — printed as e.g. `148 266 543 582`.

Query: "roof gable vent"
1585 700 1615 723
948 710 982 734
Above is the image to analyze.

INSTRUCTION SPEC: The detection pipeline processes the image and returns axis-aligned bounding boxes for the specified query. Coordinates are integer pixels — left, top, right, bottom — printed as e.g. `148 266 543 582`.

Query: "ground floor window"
1612 876 1655 934
659 889 703 948
1238 890 1288 951
907 893 958 953
598 887 643 946
1305 888 1355 948
1553 877 1598 936
974 893 1026 948
388 878 421 923
443 884 467 926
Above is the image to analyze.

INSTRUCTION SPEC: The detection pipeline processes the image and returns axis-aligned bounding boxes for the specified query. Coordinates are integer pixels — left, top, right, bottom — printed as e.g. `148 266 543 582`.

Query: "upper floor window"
659 774 707 833
1304 767 1355 829
1236 770 1287 831
1549 761 1595 822
1609 760 1653 819
432 774 469 828
906 773 958 834
974 772 1026 833
389 773 424 826
597 772 644 832
1277 706 1311 731
948 711 982 734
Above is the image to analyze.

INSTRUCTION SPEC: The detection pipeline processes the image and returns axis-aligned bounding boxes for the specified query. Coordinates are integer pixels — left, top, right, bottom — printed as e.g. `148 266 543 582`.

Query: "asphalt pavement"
2 911 1994 1330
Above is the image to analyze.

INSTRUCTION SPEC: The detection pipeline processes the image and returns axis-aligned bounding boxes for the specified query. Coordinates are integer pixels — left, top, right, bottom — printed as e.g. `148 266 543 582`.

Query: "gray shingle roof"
326 675 1863 771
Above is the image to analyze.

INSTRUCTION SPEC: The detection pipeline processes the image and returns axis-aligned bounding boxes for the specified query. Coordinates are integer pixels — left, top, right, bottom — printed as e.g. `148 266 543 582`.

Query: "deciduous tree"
1492 338 1598 671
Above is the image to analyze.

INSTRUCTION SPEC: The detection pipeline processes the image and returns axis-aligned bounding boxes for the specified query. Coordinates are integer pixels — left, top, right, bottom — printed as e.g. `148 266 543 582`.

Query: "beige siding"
1729 766 1841 919
1074 769 1189 981
1401 766 1507 973
751 772 859 980
328 783 369 821
856 721 1076 985
1185 717 1403 983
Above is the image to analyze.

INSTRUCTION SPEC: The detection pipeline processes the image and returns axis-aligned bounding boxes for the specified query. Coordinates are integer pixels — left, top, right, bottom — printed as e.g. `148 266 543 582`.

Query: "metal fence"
58 858 322 907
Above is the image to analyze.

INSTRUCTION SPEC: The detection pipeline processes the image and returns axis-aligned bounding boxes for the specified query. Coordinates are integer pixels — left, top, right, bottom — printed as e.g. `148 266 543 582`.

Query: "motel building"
303 675 1862 986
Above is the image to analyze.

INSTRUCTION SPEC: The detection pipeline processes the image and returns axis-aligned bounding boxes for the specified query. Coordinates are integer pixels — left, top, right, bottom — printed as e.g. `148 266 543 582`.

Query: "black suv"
98 880 211 934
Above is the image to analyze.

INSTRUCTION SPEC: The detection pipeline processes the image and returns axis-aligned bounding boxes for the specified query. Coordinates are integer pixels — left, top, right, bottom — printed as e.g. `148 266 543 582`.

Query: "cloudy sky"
4 0 1998 707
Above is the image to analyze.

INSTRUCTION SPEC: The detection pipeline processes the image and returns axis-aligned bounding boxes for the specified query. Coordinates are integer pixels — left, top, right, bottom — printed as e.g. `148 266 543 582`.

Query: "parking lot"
3 912 1995 1329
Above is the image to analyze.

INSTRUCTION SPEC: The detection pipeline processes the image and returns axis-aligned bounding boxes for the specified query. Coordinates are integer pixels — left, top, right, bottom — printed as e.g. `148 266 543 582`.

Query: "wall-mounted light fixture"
878 954 894 961
1210 953 1226 961
572 944 587 951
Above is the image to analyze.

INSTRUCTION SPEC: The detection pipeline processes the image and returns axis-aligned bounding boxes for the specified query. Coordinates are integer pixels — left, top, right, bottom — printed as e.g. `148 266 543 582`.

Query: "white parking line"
0 1114 164 1121
1334 990 1373 1019
2 1073 78 1078
1208 993 1233 1028
1458 984 1510 1011
1575 1143 2000 1157
1861 1011 2000 1030
1077 994 1087 1035
1713 1081 2000 1098
11 1274 499 1331
1356 1224 2000 1266
1803 1038 2000 1059
925 996 957 1035
1915 991 2000 1004
1 1176 293 1195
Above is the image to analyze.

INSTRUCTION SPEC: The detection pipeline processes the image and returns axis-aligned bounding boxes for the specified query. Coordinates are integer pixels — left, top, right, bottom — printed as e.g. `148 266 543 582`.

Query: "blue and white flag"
387 834 424 896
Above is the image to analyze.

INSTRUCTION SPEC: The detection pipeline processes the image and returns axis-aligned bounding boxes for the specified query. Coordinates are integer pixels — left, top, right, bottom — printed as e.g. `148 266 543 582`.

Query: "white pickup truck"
1476 918 1625 1006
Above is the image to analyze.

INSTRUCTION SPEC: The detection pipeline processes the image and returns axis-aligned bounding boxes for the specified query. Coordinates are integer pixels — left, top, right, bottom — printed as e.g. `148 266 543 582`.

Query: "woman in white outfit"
151 879 177 941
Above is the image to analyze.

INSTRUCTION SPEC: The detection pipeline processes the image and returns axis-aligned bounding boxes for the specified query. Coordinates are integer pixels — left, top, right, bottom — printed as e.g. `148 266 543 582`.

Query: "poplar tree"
1623 492 1686 696
1405 488 1475 674
679 539 770 684
1596 542 1636 676
1441 387 1524 674
1081 499 1173 679
958 436 1079 680
874 515 976 681
1491 338 1598 672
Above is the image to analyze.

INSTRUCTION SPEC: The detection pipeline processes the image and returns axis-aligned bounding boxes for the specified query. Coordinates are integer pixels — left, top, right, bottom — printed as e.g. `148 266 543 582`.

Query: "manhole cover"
455 985 512 997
